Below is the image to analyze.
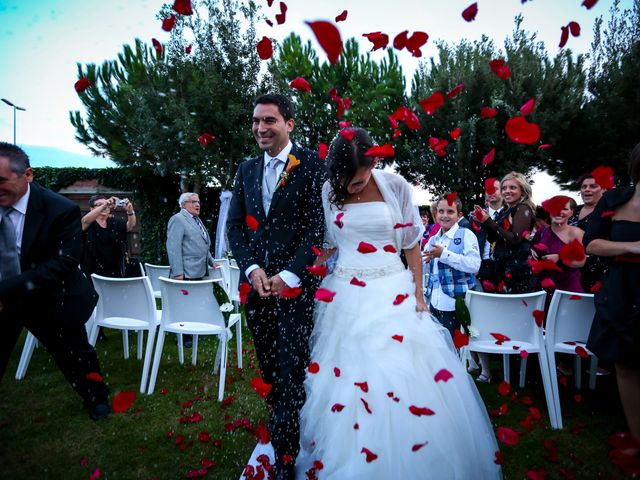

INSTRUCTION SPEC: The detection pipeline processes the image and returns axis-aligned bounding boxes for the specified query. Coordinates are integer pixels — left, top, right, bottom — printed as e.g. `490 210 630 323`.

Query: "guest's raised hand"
269 274 286 296
473 205 490 223
249 268 271 297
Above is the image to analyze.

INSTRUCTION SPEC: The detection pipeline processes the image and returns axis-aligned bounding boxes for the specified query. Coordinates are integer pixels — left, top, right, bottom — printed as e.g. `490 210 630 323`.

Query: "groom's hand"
249 268 271 297
269 274 286 296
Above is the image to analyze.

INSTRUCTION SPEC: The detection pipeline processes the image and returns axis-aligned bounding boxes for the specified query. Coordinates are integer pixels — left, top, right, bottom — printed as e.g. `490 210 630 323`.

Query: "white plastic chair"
228 265 243 369
89 274 159 393
144 263 171 299
147 277 241 401
463 290 558 427
212 258 231 294
545 290 598 429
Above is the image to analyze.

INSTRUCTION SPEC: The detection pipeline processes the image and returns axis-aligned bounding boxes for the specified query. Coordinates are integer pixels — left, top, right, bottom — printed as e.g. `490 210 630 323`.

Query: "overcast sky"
0 0 630 202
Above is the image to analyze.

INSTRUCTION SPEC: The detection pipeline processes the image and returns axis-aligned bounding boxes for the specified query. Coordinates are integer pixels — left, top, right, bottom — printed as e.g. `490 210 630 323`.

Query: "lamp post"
1 98 26 144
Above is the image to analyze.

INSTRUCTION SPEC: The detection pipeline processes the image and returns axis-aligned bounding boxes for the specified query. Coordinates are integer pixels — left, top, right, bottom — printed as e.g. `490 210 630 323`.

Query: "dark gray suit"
166 209 214 279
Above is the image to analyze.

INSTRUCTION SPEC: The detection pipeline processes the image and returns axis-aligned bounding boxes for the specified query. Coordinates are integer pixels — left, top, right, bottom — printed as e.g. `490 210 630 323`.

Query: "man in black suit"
0 142 109 420
227 94 325 479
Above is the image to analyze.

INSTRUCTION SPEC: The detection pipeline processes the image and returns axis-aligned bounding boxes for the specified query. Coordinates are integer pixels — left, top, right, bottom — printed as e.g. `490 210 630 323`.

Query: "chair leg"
177 334 184 365
574 356 582 390
589 356 598 390
213 340 222 375
235 321 243 369
88 322 100 346
15 333 38 380
122 330 130 360
137 330 144 360
545 349 562 429
503 354 510 384
519 356 528 388
147 329 166 394
140 328 156 394
192 335 199 366
217 337 228 401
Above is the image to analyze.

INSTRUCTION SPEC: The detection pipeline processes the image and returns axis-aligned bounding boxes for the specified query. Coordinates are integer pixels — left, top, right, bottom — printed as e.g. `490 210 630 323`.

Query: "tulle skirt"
295 268 502 479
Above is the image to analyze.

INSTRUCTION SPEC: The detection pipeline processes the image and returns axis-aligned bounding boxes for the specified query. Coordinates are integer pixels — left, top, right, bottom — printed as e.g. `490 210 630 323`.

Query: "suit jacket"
227 144 326 284
166 208 214 279
0 183 97 326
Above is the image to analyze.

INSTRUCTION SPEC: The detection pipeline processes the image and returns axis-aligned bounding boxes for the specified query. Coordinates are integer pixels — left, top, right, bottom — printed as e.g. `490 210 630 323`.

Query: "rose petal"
112 391 136 413
318 143 329 160
361 447 378 462
519 98 536 116
172 0 193 15
256 36 273 60
362 31 389 51
308 362 320 374
74 77 92 93
198 133 215 147
357 241 377 254
482 148 495 166
306 20 343 64
245 214 259 232
289 76 311 93
350 277 366 287
505 116 541 144
162 14 177 32
591 166 615 189
434 368 453 382
462 2 478 22
335 10 347 22
393 293 409 305
280 286 302 298
315 288 336 303
365 144 395 158
409 405 435 416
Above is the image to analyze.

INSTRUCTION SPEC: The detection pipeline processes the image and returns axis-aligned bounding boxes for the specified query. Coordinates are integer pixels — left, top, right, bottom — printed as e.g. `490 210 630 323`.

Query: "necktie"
194 216 208 240
265 157 280 196
0 208 21 280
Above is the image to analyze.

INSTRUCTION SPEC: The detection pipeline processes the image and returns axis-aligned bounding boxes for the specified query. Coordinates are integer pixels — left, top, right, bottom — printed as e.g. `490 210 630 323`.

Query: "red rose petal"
85 372 103 382
391 334 404 343
152 38 163 56
331 403 345 412
405 31 429 57
365 144 395 158
354 381 369 392
334 212 345 229
362 31 389 51
198 133 215 147
245 214 259 232
311 245 323 256
450 127 461 140
582 0 598 9
453 329 469 348
361 398 372 414
462 2 478 22
497 426 519 447
305 20 343 64
505 116 541 144
489 59 511 79
74 77 92 93
239 282 251 305
112 391 136 413
491 332 510 344
412 441 429 452
162 14 177 32
541 278 556 289
318 142 329 160
446 192 458 206
532 309 545 328
560 239 586 265
275 2 287 25
335 10 347 22
315 288 336 303
250 377 272 399
419 91 444 115
434 368 453 382
172 0 193 15
394 222 414 229
361 447 378 462
498 381 511 396
568 21 581 37
383 244 397 253
393 293 409 305
289 76 311 93
480 106 497 119
357 241 377 254
409 405 435 416
256 36 273 60
339 129 356 141
333 367 341 377
350 277 366 287
575 346 589 359
308 362 320 374
591 165 615 189
482 148 495 166
280 286 302 298
447 82 465 99
590 280 603 293
306 265 328 277
519 98 536 116
484 177 498 195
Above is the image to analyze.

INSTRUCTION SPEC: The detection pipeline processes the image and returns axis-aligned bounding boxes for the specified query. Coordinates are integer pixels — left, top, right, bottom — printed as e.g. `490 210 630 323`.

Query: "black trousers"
245 282 317 473
0 315 109 408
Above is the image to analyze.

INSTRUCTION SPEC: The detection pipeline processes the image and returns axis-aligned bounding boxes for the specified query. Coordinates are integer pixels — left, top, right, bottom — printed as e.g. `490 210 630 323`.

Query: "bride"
294 128 501 479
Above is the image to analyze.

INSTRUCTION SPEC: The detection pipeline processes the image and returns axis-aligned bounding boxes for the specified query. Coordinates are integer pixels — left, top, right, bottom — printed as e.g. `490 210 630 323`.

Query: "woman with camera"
81 195 136 279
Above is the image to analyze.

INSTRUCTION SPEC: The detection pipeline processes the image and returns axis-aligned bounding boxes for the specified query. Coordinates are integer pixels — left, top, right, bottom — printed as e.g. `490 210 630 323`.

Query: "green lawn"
0 325 631 479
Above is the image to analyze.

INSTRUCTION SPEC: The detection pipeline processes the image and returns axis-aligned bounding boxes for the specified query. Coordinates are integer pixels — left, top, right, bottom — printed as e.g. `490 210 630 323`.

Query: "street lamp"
1 98 26 144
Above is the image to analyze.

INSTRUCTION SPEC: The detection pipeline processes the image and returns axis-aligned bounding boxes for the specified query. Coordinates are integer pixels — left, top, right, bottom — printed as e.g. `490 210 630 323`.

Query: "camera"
115 198 127 207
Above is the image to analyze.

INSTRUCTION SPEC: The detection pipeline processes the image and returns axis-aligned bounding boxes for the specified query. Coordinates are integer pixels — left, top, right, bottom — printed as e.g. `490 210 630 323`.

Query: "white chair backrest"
212 258 231 292
144 263 171 293
465 290 547 345
159 277 226 329
229 265 240 300
545 290 595 345
91 274 156 325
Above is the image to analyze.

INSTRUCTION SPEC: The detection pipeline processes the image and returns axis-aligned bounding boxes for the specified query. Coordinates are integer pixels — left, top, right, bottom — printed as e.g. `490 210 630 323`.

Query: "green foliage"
398 17 586 207
268 34 406 149
70 0 262 190
549 0 640 188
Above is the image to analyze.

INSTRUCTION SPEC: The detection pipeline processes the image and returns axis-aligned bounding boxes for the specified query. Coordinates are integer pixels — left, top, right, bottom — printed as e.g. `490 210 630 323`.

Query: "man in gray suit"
166 192 214 281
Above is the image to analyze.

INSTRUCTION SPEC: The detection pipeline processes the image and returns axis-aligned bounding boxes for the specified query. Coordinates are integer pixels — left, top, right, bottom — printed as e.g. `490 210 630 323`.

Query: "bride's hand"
415 296 429 312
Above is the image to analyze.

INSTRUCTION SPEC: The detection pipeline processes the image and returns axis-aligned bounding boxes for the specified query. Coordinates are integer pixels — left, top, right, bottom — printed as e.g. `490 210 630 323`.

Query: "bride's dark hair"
327 128 375 209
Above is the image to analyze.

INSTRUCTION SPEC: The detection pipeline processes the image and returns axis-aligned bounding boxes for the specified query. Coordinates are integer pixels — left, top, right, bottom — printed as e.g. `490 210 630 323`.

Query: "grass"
0 325 631 479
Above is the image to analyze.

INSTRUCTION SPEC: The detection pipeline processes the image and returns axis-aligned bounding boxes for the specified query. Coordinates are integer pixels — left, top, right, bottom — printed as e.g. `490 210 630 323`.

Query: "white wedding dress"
294 173 502 479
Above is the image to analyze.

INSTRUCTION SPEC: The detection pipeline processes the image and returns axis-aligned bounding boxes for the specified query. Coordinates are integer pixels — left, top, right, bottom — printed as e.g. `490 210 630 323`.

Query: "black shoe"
89 402 111 421
183 334 193 349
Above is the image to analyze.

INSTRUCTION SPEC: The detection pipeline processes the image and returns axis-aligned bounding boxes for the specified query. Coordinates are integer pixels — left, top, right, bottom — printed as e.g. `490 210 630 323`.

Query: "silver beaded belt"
333 261 406 280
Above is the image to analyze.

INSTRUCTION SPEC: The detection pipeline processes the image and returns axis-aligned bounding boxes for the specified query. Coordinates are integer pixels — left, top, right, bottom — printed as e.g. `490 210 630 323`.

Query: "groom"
227 94 325 479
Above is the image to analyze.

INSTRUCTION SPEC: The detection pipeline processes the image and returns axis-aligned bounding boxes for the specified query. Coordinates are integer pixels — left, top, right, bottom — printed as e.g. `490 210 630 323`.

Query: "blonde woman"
473 172 536 293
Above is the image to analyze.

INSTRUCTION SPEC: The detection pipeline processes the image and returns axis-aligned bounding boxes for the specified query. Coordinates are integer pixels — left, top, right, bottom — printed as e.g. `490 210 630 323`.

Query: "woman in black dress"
585 143 640 449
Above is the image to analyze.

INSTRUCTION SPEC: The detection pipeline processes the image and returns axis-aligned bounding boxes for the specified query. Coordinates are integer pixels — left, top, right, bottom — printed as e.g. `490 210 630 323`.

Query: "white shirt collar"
437 221 460 239
263 141 293 166
11 183 30 215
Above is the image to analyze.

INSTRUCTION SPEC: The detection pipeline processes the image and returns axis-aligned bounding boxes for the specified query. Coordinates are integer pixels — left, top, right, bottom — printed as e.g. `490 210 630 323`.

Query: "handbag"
121 251 143 278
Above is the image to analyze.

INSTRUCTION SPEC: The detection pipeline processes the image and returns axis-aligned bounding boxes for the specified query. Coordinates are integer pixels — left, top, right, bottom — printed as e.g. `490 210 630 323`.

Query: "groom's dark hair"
254 94 295 121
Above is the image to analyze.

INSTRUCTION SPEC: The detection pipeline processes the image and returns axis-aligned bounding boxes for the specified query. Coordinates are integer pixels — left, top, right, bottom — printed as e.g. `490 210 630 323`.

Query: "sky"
0 0 631 202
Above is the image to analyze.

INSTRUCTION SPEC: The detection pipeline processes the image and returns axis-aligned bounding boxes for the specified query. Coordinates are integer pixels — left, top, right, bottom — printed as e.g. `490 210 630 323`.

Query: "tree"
395 16 586 207
549 0 640 188
267 34 407 151
70 0 261 191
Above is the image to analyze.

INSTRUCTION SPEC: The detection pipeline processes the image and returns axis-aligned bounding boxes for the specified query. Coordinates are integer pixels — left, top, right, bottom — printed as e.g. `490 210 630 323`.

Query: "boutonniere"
274 154 301 192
